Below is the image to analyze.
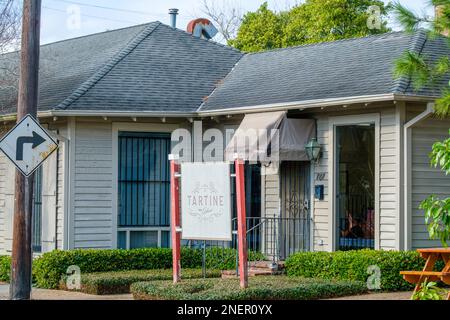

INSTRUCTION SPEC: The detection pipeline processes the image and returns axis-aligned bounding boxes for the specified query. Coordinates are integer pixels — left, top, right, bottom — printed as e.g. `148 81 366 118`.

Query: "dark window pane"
130 231 158 248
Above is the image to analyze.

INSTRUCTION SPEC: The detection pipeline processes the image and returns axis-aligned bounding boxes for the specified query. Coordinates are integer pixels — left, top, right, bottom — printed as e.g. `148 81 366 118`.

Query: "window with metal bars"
117 132 171 249
118 132 171 227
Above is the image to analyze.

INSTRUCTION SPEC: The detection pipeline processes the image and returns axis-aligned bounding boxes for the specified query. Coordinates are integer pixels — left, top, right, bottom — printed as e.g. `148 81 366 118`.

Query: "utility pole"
10 0 41 300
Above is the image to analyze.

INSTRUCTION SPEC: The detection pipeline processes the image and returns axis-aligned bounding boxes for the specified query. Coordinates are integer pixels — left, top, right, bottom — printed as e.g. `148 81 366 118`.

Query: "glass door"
336 124 375 250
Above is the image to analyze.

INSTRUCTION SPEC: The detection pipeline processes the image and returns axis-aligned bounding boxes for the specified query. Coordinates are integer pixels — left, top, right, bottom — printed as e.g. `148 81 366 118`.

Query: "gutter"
403 102 435 250
197 93 436 116
0 94 438 121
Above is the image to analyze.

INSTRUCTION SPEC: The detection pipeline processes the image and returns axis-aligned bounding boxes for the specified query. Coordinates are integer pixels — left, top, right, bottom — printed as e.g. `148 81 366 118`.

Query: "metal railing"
183 216 310 270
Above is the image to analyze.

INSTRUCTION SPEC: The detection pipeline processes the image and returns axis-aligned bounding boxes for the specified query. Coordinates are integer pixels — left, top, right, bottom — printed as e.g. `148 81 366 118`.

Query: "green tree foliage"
393 0 450 117
230 0 391 52
394 1 450 246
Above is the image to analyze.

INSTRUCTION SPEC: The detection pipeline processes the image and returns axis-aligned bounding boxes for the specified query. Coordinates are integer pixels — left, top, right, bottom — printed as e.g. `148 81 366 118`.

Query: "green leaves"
394 51 430 90
231 0 391 52
393 1 450 118
32 248 265 289
392 1 428 32
412 280 448 300
285 249 426 291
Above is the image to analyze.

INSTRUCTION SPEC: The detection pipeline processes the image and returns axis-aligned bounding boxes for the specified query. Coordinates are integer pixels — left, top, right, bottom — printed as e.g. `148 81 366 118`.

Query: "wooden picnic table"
400 248 450 300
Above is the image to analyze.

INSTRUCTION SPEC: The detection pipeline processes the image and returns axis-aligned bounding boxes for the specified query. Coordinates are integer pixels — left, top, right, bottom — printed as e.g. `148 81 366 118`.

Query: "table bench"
400 248 450 300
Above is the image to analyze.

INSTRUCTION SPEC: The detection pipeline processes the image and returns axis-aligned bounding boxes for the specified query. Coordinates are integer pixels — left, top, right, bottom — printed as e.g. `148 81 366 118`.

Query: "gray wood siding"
313 116 330 251
0 153 16 254
379 108 397 249
73 121 113 249
411 117 450 249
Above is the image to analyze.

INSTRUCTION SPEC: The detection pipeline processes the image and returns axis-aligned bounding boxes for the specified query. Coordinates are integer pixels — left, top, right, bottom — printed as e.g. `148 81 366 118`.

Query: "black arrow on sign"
16 131 46 161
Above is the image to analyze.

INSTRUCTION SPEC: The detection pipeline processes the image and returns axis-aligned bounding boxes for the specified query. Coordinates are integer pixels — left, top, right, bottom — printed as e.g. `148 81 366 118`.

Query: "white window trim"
328 113 380 251
117 227 171 249
111 122 179 249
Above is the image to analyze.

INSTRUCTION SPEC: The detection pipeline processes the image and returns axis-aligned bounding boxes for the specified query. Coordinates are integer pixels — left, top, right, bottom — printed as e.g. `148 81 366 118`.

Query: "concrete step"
221 261 285 279
248 260 285 271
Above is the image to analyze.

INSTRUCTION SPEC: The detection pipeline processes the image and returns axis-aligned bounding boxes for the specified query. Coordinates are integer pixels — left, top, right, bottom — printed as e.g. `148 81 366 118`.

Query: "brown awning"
225 111 316 162
279 118 316 161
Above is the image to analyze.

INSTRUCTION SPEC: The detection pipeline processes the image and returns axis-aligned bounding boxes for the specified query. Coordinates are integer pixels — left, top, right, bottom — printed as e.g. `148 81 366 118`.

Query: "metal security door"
280 161 311 259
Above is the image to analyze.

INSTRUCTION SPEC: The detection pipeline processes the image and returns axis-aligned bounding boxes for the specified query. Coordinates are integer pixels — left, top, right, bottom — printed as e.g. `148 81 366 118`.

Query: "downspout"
403 102 434 250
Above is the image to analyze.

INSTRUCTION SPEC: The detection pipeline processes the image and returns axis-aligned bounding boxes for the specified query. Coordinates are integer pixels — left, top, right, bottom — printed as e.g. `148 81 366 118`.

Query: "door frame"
111 122 179 248
328 113 380 251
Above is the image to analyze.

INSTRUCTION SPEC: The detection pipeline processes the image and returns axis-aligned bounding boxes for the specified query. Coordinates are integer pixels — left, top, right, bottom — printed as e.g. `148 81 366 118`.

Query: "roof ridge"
0 22 156 56
55 22 162 110
197 54 245 113
244 31 409 55
393 29 428 94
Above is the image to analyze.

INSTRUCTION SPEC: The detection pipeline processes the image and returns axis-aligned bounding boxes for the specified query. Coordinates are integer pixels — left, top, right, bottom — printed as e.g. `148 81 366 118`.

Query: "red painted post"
235 158 248 289
170 159 181 284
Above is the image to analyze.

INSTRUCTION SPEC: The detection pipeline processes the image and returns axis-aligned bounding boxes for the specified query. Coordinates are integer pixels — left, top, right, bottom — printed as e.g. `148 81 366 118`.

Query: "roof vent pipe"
169 8 179 28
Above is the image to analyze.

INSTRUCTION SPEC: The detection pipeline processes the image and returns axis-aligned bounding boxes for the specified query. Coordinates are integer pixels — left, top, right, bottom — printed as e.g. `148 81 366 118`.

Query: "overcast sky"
40 0 434 44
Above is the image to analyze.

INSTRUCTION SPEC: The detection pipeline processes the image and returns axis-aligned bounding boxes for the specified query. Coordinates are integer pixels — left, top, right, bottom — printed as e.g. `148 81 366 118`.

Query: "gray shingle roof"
199 30 449 112
0 22 243 115
0 25 448 116
0 23 148 114
59 23 243 113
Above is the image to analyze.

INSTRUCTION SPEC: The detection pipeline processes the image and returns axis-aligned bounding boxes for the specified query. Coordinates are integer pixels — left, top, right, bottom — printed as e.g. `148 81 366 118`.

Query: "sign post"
234 158 248 289
169 155 181 284
6 0 42 300
168 158 247 288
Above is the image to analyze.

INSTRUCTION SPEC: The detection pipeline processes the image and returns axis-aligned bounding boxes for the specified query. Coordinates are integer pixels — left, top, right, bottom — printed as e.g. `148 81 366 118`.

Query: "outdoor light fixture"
305 138 321 162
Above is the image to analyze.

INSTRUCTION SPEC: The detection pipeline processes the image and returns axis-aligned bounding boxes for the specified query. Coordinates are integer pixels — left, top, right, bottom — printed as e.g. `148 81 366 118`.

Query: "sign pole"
10 0 42 300
169 156 181 284
235 158 248 289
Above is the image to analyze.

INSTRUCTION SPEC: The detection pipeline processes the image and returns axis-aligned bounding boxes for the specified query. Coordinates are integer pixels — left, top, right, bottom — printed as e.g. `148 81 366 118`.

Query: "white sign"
0 114 58 177
181 162 232 241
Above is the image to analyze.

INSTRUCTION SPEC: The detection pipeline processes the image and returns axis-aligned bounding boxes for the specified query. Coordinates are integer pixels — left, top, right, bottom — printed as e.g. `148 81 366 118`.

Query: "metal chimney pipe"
169 8 179 28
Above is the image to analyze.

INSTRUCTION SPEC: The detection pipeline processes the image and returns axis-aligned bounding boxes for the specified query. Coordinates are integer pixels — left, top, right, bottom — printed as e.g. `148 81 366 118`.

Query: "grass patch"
60 269 222 295
130 276 368 300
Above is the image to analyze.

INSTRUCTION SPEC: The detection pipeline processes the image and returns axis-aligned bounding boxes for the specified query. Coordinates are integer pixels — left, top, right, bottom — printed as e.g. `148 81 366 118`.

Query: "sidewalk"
0 284 133 300
1 283 412 300
328 291 412 300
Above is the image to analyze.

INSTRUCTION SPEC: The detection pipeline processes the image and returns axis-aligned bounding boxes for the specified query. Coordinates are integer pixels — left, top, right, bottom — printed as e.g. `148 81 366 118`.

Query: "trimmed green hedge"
131 276 367 300
33 248 264 289
285 249 435 291
0 256 10 282
60 269 221 295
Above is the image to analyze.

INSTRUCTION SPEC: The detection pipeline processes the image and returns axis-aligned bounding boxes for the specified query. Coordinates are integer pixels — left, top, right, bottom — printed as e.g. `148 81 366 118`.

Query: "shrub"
0 256 10 282
59 269 221 295
130 276 367 300
285 249 435 291
33 248 264 289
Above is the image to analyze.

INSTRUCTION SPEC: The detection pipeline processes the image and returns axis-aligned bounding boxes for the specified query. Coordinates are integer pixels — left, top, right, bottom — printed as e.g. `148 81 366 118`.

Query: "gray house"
0 21 448 258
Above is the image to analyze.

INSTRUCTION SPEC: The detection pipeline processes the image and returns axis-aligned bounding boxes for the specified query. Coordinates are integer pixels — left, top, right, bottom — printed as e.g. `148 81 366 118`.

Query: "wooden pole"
170 158 181 283
9 0 41 300
235 159 248 288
